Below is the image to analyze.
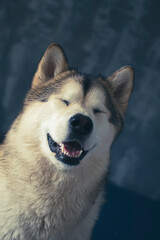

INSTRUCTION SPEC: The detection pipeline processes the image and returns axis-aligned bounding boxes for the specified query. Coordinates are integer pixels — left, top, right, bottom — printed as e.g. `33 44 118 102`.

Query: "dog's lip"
47 133 88 165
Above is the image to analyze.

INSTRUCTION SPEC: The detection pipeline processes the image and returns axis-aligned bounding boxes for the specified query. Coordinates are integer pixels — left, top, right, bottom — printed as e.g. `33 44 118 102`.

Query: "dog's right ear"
32 43 68 88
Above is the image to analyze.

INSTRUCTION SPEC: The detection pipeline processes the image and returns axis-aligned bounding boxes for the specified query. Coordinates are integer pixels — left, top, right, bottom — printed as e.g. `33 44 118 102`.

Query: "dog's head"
23 44 134 168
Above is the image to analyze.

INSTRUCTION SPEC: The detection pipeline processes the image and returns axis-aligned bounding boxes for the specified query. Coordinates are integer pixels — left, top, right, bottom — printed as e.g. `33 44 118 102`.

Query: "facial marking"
58 78 84 104
85 87 109 115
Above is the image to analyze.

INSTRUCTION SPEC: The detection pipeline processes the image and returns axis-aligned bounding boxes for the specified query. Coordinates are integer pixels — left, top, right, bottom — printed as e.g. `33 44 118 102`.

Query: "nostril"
70 117 81 129
85 118 93 133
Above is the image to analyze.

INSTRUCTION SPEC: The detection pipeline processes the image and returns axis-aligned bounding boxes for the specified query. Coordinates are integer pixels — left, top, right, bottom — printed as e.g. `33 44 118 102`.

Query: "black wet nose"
69 114 93 135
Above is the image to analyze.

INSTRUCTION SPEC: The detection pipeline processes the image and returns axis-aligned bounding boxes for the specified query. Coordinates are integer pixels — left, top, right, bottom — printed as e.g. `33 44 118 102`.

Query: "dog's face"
30 77 115 167
21 44 134 169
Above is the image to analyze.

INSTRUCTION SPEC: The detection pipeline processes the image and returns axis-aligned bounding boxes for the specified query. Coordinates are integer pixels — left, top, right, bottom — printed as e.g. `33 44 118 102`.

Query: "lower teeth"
63 150 82 158
59 144 83 158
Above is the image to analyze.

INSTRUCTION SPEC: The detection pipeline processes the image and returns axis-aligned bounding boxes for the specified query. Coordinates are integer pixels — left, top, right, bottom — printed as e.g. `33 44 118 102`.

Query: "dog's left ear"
107 66 134 115
32 43 68 88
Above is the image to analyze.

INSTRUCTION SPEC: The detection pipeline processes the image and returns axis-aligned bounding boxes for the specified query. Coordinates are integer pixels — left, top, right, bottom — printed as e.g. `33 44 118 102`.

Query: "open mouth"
47 133 88 166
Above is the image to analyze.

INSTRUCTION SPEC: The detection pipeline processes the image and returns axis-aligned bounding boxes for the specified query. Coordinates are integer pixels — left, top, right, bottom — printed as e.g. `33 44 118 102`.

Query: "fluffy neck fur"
0 117 109 239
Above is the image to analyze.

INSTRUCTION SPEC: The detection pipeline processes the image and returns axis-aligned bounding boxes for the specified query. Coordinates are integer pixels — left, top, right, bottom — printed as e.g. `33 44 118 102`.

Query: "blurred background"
0 0 160 239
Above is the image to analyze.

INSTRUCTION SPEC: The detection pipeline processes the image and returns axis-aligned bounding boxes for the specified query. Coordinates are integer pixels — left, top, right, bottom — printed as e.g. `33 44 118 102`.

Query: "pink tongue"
63 141 82 156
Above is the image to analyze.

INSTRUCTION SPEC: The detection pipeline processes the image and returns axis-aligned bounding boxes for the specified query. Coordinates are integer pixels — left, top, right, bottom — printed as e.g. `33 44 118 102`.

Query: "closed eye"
40 96 48 102
60 99 70 106
93 108 102 114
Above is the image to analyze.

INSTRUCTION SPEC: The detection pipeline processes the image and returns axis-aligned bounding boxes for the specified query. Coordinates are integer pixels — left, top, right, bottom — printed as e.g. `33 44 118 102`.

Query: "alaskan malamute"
0 43 134 240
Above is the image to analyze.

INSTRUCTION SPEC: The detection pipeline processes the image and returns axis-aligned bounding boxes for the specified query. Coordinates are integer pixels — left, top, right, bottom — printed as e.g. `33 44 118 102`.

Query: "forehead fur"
25 70 123 130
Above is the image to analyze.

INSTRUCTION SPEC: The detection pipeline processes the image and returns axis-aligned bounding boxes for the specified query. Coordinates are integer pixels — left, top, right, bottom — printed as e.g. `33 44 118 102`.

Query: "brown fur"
0 44 134 240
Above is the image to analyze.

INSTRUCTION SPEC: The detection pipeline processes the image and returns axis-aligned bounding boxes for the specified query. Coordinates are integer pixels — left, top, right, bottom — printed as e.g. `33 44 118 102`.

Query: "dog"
0 43 134 240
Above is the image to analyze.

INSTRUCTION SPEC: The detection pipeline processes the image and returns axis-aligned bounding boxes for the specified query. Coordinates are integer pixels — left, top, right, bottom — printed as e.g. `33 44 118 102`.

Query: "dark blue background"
0 0 160 239
93 183 160 240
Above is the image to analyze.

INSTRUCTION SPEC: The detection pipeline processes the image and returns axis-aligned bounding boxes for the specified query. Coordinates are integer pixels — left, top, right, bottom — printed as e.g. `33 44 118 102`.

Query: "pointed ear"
32 43 68 88
107 66 134 115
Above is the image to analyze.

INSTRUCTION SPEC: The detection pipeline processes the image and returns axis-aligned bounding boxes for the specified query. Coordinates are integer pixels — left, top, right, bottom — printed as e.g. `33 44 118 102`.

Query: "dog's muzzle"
47 114 93 166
